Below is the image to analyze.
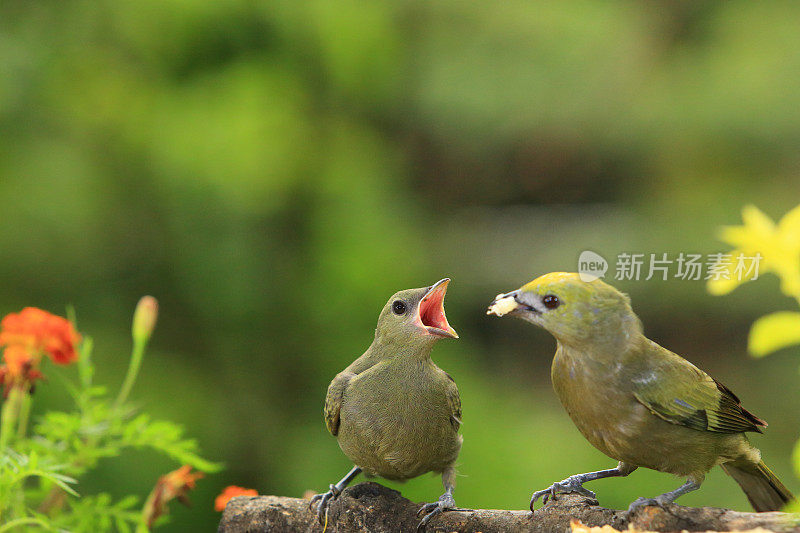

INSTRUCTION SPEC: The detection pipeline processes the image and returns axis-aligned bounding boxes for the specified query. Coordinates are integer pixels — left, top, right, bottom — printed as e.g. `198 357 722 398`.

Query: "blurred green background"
2 1 800 530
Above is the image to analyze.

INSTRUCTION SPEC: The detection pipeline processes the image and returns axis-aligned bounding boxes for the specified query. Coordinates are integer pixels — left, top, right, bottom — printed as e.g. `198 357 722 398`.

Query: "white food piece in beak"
487 294 519 317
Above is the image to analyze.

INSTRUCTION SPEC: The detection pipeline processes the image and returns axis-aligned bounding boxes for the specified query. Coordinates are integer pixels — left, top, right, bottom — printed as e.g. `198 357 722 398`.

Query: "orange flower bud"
142 465 203 528
215 486 258 512
0 345 44 397
132 296 158 345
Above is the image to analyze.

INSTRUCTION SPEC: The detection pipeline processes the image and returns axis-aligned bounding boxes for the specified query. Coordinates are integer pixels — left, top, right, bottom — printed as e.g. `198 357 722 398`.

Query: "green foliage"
57 494 141 533
0 450 78 505
0 308 219 532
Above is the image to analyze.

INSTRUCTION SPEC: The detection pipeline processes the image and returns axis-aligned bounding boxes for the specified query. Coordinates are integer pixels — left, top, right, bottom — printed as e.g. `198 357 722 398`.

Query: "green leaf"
0 451 79 499
28 470 79 497
121 416 222 472
748 311 800 357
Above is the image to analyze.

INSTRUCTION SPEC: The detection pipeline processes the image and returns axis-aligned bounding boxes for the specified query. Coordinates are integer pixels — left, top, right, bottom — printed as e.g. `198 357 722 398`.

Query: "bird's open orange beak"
418 278 458 339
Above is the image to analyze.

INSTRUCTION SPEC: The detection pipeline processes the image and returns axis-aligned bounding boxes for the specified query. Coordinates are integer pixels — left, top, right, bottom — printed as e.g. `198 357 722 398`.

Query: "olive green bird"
488 272 795 514
310 278 462 531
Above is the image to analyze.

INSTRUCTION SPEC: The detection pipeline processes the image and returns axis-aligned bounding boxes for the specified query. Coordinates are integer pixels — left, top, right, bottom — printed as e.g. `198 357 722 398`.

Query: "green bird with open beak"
488 272 795 514
311 278 462 531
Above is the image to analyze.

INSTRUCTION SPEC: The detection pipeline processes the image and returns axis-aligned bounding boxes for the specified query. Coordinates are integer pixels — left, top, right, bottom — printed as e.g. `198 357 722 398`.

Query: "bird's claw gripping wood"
530 465 633 511
626 479 701 515
416 492 456 532
308 484 341 524
309 466 362 525
530 475 597 511
627 496 660 514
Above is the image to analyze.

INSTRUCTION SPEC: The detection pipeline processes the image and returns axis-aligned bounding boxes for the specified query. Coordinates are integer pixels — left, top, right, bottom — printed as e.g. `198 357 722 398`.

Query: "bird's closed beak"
419 278 458 339
487 290 525 317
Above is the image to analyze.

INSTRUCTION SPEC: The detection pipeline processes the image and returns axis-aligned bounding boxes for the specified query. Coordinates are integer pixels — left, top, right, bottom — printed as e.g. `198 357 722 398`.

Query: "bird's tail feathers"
722 459 795 512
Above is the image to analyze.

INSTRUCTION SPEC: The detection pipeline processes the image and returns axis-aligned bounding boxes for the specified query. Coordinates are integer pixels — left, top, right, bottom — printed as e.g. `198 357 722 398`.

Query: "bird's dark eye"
542 294 560 309
392 300 407 315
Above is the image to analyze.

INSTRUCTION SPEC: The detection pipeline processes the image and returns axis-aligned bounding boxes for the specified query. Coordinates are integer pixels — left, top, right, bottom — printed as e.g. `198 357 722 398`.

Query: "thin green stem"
114 341 146 409
0 388 23 450
0 517 52 532
138 489 156 533
15 393 30 441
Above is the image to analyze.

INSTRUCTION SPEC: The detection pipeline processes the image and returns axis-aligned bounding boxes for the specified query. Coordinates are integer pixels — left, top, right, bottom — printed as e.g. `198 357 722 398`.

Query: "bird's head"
375 278 459 348
488 272 641 348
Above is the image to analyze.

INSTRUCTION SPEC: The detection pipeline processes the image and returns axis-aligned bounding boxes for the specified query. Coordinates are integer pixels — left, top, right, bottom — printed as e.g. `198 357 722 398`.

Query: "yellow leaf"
706 276 743 296
717 225 752 249
741 204 775 234
748 311 800 357
706 254 747 295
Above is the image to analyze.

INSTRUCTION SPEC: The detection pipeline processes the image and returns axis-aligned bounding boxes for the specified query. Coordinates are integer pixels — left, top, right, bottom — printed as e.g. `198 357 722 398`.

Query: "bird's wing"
444 372 462 432
324 371 355 436
632 348 766 434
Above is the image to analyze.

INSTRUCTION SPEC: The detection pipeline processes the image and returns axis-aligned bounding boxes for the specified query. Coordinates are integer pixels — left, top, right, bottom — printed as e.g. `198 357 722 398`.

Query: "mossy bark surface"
218 481 800 532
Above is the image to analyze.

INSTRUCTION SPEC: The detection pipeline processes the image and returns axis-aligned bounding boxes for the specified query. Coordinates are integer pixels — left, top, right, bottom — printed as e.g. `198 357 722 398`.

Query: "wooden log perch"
218 481 800 533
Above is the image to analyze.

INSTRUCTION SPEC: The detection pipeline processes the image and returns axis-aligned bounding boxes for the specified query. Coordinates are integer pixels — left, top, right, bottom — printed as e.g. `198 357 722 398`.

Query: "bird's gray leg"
417 466 457 532
531 462 638 511
309 466 362 524
627 476 702 514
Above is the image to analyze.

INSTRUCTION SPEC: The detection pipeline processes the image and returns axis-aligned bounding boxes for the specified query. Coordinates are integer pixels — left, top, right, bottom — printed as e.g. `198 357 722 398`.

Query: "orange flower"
0 307 81 365
0 345 43 397
142 465 204 528
215 485 258 512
